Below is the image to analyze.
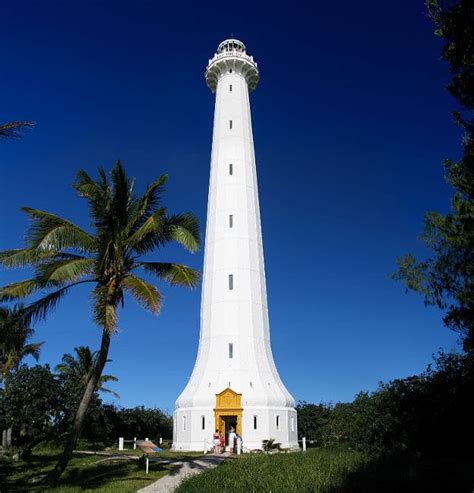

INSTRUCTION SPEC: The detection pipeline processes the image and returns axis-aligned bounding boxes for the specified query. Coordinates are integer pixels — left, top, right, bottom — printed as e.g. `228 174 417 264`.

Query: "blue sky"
0 0 462 413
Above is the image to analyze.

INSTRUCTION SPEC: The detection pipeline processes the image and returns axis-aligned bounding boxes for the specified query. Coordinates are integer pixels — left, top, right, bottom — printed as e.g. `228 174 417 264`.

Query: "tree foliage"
1 365 60 446
297 352 474 456
295 402 332 445
0 161 200 478
393 0 474 351
55 346 119 398
0 161 200 333
0 360 172 449
111 405 172 441
0 304 43 381
0 121 34 140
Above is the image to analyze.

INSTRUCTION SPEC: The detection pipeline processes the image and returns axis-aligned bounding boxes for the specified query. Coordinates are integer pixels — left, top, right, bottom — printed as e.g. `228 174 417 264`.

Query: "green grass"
0 447 202 492
175 447 474 493
3 446 473 492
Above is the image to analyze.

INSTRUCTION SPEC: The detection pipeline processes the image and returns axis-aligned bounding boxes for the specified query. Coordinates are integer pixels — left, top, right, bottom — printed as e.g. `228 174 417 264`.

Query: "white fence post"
146 456 149 474
133 437 137 450
6 428 11 447
118 437 124 451
302 437 306 452
159 437 163 445
145 437 149 442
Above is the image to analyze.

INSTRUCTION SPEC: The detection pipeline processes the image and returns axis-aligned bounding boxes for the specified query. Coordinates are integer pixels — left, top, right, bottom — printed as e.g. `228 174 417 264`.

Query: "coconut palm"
0 161 200 479
0 121 34 139
56 346 119 399
0 304 44 381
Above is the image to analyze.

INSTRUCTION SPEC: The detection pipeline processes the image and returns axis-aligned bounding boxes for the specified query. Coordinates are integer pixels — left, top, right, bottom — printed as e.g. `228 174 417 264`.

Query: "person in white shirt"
236 434 243 454
228 426 236 453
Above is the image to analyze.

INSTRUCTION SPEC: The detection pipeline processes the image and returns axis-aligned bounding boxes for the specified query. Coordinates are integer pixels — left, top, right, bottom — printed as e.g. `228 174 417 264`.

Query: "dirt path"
137 453 227 493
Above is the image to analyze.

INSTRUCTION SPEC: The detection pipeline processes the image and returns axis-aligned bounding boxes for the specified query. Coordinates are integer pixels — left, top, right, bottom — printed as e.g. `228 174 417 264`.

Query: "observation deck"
205 38 259 93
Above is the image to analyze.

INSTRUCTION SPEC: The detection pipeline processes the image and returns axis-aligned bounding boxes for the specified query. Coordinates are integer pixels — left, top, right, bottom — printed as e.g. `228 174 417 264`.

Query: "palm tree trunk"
49 330 111 481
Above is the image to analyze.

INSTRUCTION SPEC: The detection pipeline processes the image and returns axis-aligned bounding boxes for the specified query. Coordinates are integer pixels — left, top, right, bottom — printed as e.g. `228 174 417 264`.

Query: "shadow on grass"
166 455 211 477
0 451 175 492
324 453 474 493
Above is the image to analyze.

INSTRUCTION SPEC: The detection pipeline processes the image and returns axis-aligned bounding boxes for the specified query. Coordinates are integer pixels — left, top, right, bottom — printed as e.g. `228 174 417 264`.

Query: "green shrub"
297 352 474 457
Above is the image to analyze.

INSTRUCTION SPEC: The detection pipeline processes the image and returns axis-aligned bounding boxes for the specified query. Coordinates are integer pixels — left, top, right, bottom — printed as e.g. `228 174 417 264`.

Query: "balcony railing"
208 50 256 67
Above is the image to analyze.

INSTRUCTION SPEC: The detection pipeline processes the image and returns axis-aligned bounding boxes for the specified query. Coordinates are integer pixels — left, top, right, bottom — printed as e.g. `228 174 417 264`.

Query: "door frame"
214 388 243 437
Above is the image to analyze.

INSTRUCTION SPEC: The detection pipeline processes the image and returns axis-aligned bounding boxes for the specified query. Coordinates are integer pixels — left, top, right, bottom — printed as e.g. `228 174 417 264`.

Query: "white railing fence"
118 436 163 451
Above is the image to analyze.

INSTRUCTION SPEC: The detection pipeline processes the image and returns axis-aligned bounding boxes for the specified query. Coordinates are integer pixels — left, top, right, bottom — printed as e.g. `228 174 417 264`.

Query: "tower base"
172 405 299 452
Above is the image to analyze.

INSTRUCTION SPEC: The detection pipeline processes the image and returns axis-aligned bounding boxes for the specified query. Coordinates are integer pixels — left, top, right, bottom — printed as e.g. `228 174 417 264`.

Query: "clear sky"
0 1 463 413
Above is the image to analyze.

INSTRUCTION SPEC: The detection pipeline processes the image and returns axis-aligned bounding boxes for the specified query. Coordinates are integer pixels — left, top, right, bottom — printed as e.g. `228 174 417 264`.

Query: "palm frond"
55 345 119 396
74 169 113 231
74 170 103 200
123 274 161 313
164 213 200 252
99 374 119 383
0 279 42 301
125 208 167 250
98 387 120 399
0 248 55 269
140 262 200 288
111 160 133 229
21 207 96 253
55 354 76 375
19 280 94 326
126 174 168 235
97 167 110 194
0 304 43 377
21 341 44 361
0 121 34 139
36 258 95 284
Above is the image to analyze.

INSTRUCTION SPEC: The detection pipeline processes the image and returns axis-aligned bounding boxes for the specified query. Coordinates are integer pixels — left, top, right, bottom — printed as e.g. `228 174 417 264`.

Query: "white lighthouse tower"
173 39 298 451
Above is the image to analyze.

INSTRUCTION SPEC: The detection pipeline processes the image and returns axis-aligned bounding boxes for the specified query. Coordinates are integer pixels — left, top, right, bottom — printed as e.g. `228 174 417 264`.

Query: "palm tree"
0 161 200 479
262 438 281 453
0 121 34 139
56 346 119 398
0 304 44 381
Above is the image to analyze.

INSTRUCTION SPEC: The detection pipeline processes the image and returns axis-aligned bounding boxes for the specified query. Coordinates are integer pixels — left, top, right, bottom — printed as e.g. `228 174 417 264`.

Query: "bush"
297 352 474 457
1 365 60 448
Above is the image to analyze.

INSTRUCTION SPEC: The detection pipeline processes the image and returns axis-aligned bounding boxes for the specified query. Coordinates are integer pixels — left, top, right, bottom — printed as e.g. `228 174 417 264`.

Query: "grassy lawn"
0 448 202 493
176 447 474 493
3 446 473 492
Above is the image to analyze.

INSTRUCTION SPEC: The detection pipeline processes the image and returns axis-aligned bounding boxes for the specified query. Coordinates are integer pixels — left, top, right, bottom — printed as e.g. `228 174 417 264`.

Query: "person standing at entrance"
236 434 243 455
219 432 225 453
228 426 236 453
212 430 221 454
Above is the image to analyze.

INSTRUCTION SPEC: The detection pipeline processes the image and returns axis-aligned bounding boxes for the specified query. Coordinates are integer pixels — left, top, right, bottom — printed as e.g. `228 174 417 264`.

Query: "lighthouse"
173 39 298 451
